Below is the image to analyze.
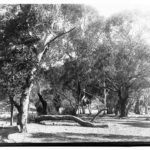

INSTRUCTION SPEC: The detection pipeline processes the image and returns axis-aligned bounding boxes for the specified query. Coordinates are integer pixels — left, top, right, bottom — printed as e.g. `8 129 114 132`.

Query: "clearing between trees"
1 112 150 143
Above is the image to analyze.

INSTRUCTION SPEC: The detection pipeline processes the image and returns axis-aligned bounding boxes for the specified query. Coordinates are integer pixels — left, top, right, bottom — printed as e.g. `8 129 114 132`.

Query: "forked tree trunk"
18 27 76 133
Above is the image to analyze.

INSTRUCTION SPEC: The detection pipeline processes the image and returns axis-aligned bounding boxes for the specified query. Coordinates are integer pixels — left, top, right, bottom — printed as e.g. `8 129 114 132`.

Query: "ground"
1 101 150 144
1 113 150 143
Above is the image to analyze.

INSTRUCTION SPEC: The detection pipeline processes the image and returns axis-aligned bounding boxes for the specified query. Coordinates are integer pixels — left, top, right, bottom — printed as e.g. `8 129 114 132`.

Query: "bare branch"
37 27 76 63
38 27 76 62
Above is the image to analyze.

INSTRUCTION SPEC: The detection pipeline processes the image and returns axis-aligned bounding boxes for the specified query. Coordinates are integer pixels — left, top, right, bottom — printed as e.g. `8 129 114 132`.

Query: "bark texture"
19 83 33 132
118 87 128 117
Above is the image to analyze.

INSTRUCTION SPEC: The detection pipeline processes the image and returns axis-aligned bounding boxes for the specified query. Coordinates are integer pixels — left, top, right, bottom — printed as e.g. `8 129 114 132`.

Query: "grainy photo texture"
0 1 150 146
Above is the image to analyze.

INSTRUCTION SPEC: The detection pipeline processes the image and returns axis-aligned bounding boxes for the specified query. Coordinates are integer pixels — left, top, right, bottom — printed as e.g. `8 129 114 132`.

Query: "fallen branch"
35 115 108 128
90 108 108 122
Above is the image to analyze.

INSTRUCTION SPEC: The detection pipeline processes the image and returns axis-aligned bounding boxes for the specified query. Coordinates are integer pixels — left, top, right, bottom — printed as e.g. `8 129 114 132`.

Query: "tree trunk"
77 80 82 114
120 99 127 117
134 99 140 114
19 82 33 133
103 81 108 114
144 97 148 115
35 115 108 128
118 87 128 117
145 103 148 114
37 92 48 115
126 100 133 116
81 105 85 114
115 101 120 116
18 27 76 133
9 96 14 126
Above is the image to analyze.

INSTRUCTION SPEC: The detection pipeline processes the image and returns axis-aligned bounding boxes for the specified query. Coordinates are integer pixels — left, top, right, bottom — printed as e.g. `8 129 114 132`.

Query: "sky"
2 0 150 42
3 0 150 18
88 0 150 18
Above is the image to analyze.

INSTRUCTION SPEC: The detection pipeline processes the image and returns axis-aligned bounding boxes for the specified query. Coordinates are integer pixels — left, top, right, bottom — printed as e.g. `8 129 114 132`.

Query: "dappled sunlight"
1 3 150 144
1 115 150 143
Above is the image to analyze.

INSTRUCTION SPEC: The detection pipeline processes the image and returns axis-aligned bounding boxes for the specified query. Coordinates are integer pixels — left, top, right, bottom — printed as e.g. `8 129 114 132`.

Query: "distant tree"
102 13 150 117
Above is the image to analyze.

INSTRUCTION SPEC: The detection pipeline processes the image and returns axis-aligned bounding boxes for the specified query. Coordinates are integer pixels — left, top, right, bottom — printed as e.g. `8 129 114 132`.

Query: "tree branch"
9 96 21 112
38 27 76 62
35 115 108 128
90 108 108 122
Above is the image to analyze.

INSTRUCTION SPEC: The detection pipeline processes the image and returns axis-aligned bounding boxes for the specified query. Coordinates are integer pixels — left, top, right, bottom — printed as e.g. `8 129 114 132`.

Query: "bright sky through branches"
4 0 150 18
3 0 150 43
87 0 150 17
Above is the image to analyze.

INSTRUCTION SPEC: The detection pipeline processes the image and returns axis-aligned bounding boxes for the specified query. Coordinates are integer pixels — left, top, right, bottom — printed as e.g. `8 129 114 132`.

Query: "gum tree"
0 4 77 132
103 13 150 117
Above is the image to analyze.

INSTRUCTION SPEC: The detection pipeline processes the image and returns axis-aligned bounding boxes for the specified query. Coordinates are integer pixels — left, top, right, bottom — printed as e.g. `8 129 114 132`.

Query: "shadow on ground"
120 121 150 128
0 126 19 143
30 132 150 142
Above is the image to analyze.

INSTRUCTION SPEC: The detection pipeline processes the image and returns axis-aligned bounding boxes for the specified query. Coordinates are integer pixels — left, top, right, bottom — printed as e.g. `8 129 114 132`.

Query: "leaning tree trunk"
37 92 48 115
90 108 107 122
18 27 76 133
19 78 33 133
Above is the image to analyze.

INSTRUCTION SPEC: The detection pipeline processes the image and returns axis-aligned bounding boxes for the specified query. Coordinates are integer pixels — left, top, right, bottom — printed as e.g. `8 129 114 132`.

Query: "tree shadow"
39 121 79 127
0 126 19 143
120 121 150 128
30 132 150 142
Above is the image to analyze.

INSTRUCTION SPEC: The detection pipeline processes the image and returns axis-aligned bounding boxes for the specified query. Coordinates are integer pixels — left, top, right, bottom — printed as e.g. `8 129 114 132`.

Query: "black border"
0 142 150 146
